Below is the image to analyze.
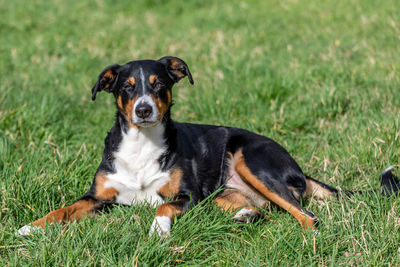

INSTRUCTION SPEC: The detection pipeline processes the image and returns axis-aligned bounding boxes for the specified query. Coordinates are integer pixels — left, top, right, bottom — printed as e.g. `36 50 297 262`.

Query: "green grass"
1 0 400 265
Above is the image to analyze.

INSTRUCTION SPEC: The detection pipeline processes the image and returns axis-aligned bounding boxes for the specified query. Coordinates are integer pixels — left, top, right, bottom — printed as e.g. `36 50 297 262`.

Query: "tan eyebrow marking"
127 77 135 86
149 75 157 85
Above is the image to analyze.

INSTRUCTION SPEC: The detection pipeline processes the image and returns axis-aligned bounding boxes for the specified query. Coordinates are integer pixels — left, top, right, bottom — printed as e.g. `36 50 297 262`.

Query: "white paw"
149 216 171 238
17 225 41 236
233 208 255 223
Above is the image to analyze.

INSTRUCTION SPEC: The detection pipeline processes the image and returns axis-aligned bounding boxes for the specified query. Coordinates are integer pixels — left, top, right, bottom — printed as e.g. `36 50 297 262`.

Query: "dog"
18 56 400 237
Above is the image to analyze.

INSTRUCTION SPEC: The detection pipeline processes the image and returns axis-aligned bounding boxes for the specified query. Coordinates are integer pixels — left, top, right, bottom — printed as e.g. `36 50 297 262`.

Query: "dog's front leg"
17 198 99 235
149 200 186 238
18 172 118 235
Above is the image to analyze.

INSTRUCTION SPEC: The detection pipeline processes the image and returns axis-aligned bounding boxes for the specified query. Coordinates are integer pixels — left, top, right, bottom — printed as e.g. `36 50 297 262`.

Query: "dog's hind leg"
18 172 119 235
304 176 338 200
233 150 318 230
214 189 260 223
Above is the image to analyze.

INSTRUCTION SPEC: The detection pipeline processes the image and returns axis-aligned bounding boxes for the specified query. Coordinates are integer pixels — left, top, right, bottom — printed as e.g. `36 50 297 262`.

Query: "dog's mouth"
133 119 160 128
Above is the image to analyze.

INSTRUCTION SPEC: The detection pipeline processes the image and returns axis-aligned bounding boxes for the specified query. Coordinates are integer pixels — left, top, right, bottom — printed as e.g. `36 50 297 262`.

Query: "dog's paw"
16 225 42 236
233 208 256 224
149 216 171 238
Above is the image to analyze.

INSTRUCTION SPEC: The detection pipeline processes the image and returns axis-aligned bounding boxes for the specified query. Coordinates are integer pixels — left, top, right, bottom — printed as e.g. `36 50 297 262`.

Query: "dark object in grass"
17 57 400 237
381 166 400 196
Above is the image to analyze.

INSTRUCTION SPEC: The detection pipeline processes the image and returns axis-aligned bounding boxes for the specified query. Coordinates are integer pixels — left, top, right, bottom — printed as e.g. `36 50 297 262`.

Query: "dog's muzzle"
133 95 159 126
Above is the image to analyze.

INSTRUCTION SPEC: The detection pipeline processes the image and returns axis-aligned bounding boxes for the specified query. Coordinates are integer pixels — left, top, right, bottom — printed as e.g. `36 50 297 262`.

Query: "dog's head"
91 56 193 128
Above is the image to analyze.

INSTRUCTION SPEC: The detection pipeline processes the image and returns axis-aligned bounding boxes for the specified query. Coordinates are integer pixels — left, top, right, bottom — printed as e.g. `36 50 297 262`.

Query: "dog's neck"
115 108 178 171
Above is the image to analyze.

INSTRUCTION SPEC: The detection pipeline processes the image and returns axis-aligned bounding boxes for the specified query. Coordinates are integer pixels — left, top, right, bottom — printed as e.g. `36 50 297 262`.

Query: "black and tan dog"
18 56 400 237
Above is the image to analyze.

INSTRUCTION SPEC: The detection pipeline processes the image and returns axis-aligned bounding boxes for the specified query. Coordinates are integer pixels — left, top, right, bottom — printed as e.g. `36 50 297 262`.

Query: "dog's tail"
304 166 400 200
380 166 400 196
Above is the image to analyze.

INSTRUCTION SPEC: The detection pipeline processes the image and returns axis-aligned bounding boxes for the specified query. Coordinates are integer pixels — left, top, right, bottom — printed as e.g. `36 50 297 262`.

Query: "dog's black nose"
135 103 152 119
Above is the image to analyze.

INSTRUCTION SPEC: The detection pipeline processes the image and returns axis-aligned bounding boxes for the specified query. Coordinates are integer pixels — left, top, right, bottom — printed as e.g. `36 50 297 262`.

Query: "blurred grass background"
1 0 399 265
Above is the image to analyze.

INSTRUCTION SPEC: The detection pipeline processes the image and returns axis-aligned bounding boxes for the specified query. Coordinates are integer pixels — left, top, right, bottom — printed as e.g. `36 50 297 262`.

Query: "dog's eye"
123 84 134 91
155 82 164 89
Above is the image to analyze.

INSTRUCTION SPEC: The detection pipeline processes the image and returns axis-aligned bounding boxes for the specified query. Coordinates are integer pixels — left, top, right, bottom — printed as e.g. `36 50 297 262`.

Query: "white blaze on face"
132 67 159 125
140 67 146 95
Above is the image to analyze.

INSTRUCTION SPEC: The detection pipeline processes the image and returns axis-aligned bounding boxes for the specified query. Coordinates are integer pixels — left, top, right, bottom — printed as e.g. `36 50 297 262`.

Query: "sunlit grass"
1 0 399 265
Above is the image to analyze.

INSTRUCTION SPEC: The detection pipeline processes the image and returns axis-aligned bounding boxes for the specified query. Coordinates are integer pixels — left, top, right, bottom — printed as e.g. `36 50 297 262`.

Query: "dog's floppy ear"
157 56 194 85
91 64 121 101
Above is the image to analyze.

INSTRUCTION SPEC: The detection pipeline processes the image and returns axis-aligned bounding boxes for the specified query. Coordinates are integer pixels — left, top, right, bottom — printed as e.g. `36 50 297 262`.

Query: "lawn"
1 0 399 265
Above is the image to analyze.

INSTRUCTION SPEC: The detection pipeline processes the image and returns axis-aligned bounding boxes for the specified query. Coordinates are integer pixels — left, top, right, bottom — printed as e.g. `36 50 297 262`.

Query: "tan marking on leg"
29 173 119 229
149 75 157 84
215 190 260 224
31 199 96 228
155 203 183 219
305 178 335 200
127 77 135 86
95 172 119 201
226 152 269 207
158 168 182 198
234 150 316 229
214 189 253 213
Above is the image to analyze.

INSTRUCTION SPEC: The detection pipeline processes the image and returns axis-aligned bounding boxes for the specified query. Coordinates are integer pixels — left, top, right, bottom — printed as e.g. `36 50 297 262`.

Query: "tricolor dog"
18 56 400 237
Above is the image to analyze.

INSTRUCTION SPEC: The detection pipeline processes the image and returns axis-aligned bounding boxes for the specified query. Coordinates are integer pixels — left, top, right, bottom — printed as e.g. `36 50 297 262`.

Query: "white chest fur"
106 124 170 206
